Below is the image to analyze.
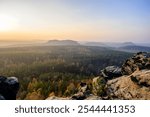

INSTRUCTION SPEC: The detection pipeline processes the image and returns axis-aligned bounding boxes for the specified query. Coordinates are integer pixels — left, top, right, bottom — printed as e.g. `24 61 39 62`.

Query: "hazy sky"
0 0 149 42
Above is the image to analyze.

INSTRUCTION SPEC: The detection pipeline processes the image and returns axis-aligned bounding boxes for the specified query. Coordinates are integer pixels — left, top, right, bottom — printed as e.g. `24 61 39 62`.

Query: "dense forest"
0 46 132 99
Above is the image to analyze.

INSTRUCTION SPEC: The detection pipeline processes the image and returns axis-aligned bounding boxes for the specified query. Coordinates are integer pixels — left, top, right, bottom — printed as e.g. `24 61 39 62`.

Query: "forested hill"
47 40 80 45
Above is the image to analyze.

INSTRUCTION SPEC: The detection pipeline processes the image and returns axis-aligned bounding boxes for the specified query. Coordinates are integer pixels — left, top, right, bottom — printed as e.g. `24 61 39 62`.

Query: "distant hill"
84 42 107 47
47 40 80 46
118 45 150 52
136 43 150 47
83 42 135 48
83 41 150 53
104 42 135 47
120 42 135 47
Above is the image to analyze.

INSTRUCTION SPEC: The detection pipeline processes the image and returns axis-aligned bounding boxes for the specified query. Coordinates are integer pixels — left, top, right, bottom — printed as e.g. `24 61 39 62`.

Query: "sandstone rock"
131 70 150 87
105 70 150 99
0 76 19 100
100 66 122 80
122 52 150 75
46 95 102 100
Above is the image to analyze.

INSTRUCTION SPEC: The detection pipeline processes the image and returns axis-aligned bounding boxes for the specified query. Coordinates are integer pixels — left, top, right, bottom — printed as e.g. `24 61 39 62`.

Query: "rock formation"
100 66 122 80
106 70 150 99
100 52 150 99
0 76 19 100
122 52 150 75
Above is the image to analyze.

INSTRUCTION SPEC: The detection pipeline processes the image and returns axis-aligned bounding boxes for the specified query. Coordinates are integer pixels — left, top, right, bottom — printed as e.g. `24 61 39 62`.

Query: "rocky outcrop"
106 70 150 99
0 76 19 100
122 52 150 75
100 66 122 80
131 70 150 87
92 52 150 100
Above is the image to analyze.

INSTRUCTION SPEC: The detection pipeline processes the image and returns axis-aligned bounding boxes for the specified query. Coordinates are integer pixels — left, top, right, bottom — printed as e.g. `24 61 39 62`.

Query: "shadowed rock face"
0 76 19 100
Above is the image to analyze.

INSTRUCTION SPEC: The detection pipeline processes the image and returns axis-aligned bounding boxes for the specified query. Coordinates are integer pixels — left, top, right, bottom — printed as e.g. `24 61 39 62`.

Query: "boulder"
100 66 122 80
0 76 19 100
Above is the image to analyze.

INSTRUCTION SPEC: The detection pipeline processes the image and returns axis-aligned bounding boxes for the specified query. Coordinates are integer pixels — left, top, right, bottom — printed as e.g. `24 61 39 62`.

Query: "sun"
0 14 18 31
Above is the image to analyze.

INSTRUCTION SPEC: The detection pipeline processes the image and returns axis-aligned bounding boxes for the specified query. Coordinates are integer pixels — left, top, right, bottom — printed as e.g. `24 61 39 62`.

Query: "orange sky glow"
0 0 149 43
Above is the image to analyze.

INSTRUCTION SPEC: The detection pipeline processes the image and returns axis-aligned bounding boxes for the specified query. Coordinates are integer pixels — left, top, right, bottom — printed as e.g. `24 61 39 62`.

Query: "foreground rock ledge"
106 70 150 100
0 76 19 100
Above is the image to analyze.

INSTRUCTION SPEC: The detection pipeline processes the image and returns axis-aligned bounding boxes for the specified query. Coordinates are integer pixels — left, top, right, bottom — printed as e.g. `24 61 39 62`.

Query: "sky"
0 0 150 42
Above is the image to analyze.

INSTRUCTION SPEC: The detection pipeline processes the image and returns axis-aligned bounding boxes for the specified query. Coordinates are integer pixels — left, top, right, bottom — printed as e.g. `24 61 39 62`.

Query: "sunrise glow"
0 0 149 42
0 14 18 31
